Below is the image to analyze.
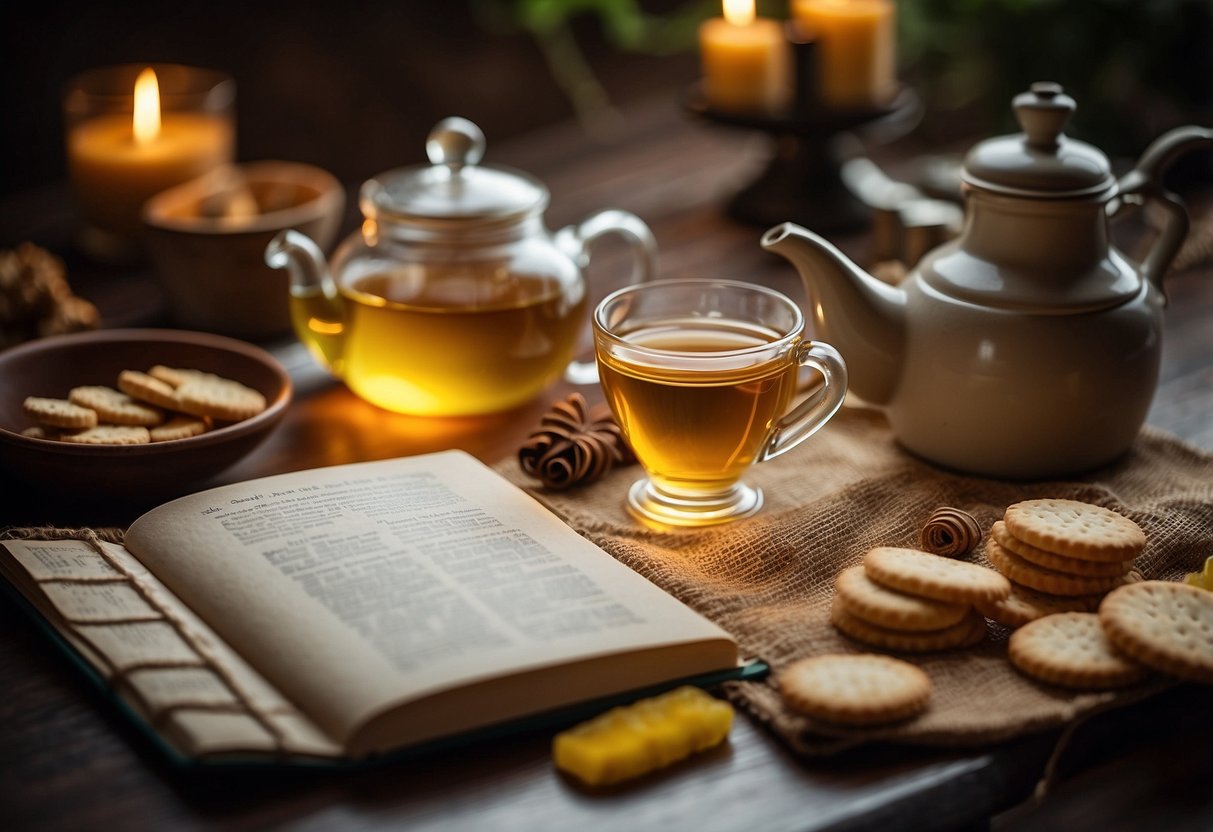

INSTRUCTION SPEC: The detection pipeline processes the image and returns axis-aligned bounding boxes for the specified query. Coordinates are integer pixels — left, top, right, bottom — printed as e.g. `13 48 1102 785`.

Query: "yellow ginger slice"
1186 556 1213 591
552 686 733 787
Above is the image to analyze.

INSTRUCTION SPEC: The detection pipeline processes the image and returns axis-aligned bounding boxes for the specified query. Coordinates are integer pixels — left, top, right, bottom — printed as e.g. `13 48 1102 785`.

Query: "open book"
0 451 749 764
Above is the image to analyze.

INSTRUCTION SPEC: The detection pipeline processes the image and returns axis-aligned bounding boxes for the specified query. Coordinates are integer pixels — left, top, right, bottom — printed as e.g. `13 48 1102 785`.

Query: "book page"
125 451 736 754
0 538 341 759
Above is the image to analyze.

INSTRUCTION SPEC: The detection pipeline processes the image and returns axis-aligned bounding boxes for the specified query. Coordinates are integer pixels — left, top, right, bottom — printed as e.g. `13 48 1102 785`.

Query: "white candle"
699 0 790 113
791 0 897 109
67 67 234 247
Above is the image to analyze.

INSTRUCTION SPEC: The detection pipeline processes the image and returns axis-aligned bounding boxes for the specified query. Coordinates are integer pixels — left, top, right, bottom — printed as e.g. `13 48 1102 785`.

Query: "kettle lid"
963 83 1114 198
361 117 548 226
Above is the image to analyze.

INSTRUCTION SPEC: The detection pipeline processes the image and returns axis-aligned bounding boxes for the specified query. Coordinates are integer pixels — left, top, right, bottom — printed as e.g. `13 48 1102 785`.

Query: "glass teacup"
593 279 847 527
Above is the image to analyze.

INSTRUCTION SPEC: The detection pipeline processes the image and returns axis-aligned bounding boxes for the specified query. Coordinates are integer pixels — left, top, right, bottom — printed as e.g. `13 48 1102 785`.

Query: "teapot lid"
361 117 548 227
962 83 1114 198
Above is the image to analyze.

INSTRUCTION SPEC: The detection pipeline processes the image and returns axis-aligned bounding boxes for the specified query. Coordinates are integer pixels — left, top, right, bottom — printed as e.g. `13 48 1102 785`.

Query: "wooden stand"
684 85 918 233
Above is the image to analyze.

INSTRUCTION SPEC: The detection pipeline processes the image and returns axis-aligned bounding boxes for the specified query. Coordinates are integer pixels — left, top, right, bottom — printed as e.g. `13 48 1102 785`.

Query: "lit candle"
699 0 790 114
66 66 234 255
791 0 896 109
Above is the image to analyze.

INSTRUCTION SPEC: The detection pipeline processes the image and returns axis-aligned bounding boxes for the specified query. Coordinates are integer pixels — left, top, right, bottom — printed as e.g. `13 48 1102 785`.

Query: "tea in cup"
593 279 847 527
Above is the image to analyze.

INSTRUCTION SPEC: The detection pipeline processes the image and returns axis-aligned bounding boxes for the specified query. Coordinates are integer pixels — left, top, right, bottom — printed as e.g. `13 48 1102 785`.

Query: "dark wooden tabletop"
2 97 1211 832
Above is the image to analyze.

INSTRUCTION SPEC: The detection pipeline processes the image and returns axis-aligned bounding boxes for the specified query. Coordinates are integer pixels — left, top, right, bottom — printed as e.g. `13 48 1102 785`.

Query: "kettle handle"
555 210 659 385
1110 126 1213 302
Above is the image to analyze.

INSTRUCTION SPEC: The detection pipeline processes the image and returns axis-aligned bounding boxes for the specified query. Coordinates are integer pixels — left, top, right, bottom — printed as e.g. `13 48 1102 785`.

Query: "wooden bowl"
0 329 291 500
142 161 344 339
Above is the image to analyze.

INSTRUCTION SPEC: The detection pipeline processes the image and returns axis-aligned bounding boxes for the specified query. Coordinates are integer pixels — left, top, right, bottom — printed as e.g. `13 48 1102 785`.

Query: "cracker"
118 370 181 411
991 521 1132 577
975 581 1103 628
1008 612 1150 689
148 365 223 389
20 425 58 440
175 377 266 421
68 385 164 427
1003 499 1145 562
986 540 1130 597
150 415 209 442
835 565 969 632
59 425 151 445
863 546 1010 605
23 396 97 430
1099 581 1213 684
778 654 931 726
831 597 987 652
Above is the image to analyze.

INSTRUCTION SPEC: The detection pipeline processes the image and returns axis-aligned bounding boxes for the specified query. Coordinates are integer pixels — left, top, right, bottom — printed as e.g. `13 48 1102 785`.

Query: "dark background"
2 0 1211 197
0 0 704 195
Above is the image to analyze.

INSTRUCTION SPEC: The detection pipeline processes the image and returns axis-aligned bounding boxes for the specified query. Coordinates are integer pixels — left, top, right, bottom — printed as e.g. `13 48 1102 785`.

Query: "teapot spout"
762 223 906 406
266 230 333 296
266 229 346 376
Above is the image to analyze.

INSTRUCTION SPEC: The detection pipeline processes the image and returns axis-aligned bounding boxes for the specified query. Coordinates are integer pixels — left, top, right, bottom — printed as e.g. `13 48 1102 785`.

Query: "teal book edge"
2 578 768 770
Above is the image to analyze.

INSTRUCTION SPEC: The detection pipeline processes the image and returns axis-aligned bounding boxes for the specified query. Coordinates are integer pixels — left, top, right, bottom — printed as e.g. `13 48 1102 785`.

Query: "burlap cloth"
498 406 1213 756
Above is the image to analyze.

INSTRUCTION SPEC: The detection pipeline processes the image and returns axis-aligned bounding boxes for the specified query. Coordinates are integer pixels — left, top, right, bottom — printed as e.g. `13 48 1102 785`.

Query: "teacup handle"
760 341 848 462
556 209 658 385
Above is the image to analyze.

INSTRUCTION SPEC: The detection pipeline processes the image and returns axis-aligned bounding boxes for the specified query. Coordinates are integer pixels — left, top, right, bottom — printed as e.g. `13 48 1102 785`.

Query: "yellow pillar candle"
67 67 234 250
699 0 790 114
791 0 896 109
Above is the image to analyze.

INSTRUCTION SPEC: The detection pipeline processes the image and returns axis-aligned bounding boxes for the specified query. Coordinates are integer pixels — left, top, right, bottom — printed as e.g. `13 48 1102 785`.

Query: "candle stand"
685 85 918 233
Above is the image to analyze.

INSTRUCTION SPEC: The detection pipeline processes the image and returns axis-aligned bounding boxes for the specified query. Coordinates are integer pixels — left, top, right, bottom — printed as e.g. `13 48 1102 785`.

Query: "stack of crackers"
830 546 1011 652
979 499 1144 628
22 365 267 445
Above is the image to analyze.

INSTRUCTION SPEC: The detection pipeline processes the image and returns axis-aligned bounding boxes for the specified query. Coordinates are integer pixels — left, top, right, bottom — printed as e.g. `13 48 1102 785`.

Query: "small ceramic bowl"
0 329 291 500
142 161 344 339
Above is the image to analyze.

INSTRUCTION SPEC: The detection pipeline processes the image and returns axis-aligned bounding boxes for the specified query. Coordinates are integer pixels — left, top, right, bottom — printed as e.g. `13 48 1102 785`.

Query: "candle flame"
133 67 161 146
723 0 755 26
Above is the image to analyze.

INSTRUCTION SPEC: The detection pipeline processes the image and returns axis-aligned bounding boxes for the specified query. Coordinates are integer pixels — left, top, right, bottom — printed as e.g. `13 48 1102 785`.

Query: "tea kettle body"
764 83 1212 479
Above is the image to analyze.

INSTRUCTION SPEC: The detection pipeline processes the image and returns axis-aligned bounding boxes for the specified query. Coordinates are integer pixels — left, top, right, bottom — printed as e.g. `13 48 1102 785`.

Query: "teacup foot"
626 478 764 528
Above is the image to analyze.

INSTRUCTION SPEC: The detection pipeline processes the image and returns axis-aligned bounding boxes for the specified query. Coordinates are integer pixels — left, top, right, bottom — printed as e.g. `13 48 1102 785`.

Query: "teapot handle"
1110 126 1213 302
555 210 659 385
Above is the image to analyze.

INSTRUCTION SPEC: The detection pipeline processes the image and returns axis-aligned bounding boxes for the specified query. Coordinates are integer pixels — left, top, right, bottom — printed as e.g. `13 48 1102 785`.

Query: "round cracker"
1003 499 1145 562
975 581 1103 629
986 540 1130 597
118 370 181 411
69 385 164 427
175 377 266 421
1008 612 1150 689
1099 581 1213 684
991 521 1132 577
835 565 969 632
863 546 1010 605
23 396 97 430
831 597 987 652
59 425 151 445
150 415 209 442
148 365 224 389
778 654 931 726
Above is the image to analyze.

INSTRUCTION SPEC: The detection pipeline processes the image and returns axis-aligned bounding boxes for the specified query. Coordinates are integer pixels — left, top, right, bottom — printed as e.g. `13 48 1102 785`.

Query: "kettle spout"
762 223 906 406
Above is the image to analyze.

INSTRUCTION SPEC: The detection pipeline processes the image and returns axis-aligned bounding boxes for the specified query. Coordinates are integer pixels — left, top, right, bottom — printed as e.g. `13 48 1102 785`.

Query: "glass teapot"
266 117 657 416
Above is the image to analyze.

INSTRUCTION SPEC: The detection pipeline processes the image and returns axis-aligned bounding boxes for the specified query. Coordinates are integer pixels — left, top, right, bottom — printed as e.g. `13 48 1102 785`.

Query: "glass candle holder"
64 64 235 261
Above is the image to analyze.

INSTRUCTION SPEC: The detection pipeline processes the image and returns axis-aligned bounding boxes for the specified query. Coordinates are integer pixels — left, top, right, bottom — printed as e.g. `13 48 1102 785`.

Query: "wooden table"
2 97 1211 831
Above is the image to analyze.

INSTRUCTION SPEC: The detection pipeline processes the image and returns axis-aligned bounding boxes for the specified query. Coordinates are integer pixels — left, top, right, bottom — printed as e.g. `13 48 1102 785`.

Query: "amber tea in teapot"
268 117 656 417
292 267 587 416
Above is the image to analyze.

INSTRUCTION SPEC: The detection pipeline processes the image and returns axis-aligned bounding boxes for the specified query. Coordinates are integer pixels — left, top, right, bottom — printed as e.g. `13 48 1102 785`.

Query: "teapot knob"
1014 82 1076 150
426 117 486 173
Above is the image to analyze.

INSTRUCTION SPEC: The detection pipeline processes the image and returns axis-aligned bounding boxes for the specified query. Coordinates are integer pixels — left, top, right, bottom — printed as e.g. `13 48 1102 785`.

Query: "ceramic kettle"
763 82 1213 479
266 117 657 417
